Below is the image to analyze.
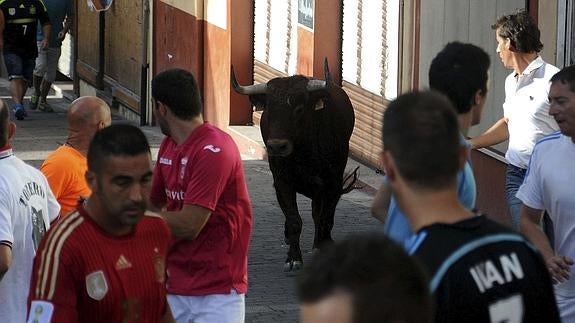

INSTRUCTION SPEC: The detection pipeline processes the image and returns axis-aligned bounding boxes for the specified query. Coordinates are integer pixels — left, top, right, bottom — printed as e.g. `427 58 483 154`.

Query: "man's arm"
520 204 573 284
40 23 51 50
57 17 72 41
0 244 11 281
162 300 175 323
28 240 79 321
160 204 212 240
371 180 392 223
468 117 509 149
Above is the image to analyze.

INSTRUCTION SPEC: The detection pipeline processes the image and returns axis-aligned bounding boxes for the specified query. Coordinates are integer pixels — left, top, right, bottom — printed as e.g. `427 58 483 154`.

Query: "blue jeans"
505 164 527 230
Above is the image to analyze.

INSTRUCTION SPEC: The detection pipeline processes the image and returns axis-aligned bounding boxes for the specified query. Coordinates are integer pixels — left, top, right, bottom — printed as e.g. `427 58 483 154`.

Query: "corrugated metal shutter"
252 0 297 125
342 0 399 168
252 60 286 125
253 0 297 76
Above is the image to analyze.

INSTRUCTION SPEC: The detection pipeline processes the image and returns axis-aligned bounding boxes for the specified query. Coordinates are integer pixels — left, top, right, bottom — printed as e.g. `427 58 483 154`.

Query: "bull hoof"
283 260 303 272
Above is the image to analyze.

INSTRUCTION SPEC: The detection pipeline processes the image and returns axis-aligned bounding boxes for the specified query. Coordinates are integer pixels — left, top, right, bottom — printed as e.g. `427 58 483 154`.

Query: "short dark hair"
550 65 575 93
297 232 432 323
382 91 460 190
151 68 203 120
429 42 490 114
0 101 8 147
492 10 543 53
87 124 151 174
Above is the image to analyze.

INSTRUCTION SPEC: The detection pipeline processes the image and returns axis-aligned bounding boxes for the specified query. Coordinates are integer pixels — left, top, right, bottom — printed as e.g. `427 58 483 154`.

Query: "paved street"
4 81 382 322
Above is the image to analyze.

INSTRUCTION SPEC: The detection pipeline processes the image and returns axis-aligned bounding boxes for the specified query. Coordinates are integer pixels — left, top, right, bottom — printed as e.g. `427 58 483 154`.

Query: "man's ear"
471 89 487 126
473 89 483 106
85 170 98 193
156 101 169 116
506 38 517 52
380 150 398 182
7 122 16 141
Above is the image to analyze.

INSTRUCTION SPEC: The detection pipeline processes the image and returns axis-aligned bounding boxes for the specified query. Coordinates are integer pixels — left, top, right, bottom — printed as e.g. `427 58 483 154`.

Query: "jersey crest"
179 157 188 180
8 7 15 15
29 5 36 15
86 270 108 300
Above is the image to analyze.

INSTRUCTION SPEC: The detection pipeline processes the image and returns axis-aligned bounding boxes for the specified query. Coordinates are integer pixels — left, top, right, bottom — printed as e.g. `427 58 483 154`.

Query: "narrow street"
7 85 381 322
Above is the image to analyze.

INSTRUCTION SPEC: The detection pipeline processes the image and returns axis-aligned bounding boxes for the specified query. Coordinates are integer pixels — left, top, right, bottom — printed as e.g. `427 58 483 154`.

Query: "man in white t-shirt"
517 65 575 322
0 99 60 322
469 11 559 230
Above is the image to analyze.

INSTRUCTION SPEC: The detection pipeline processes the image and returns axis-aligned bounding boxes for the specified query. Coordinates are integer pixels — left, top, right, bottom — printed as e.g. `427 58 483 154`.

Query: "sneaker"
29 95 39 110
13 104 26 120
39 101 54 113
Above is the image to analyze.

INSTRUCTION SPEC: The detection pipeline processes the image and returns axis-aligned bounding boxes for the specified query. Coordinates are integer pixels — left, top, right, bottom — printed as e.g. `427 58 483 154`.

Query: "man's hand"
546 255 574 284
40 38 49 50
57 31 66 42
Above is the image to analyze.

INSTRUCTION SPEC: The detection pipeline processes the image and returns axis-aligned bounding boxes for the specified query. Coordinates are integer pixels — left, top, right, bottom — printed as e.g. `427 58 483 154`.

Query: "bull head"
231 58 336 157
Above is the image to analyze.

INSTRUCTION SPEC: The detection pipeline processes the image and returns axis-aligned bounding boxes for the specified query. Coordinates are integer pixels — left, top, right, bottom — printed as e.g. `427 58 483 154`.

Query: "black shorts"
4 51 35 83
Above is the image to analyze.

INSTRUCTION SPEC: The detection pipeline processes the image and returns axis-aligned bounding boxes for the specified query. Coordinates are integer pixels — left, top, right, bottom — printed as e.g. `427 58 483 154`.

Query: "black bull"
232 60 358 271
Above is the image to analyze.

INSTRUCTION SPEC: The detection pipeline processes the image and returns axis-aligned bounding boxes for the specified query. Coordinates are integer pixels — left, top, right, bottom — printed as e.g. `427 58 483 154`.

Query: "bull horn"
306 58 333 91
323 58 335 87
231 65 267 95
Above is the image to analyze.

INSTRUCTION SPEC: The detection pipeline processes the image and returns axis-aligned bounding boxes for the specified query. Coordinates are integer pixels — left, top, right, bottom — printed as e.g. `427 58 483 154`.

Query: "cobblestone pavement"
5 81 382 322
243 161 381 322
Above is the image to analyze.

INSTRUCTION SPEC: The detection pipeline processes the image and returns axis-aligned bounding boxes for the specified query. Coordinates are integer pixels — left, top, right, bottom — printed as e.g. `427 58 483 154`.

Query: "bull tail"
341 166 361 194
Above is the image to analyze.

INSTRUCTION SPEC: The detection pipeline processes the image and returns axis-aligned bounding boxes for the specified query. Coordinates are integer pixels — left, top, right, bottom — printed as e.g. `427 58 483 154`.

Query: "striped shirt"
27 204 170 323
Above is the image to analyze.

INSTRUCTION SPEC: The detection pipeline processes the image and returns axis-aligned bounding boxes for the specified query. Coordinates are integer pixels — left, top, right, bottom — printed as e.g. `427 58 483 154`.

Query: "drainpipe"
97 11 105 89
140 0 150 126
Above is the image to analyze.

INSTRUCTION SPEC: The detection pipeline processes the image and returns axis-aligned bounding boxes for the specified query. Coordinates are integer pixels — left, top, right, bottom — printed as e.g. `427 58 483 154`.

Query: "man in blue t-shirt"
31 0 73 112
371 42 491 248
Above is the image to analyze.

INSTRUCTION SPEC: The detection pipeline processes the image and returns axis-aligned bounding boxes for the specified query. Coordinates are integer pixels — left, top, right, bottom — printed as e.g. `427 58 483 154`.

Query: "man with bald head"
0 99 60 322
41 96 111 216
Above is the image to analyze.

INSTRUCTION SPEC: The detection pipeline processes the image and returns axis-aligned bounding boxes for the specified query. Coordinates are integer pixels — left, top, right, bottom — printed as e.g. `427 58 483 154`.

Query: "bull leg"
274 187 303 272
311 199 322 249
315 194 340 249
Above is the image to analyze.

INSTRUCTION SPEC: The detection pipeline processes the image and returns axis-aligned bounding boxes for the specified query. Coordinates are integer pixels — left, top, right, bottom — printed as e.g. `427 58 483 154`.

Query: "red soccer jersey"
27 205 171 323
150 122 253 295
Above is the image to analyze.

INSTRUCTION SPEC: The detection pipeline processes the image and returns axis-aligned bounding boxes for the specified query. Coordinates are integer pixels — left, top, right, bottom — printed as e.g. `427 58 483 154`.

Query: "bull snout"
266 139 293 157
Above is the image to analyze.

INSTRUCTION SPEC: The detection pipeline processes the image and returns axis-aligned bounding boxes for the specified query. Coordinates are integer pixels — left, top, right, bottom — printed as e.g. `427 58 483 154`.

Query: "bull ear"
250 95 267 111
314 99 325 110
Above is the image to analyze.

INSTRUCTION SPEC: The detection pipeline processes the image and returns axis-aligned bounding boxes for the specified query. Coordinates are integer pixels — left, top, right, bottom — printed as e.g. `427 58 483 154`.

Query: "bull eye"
293 104 304 115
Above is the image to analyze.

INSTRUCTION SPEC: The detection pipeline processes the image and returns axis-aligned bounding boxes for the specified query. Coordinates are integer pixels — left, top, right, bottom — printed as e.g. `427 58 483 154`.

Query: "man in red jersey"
150 68 253 323
27 124 174 323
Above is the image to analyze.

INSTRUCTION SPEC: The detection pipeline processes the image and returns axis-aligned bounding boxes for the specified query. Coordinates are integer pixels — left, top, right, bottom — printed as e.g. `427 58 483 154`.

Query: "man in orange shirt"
41 96 111 216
